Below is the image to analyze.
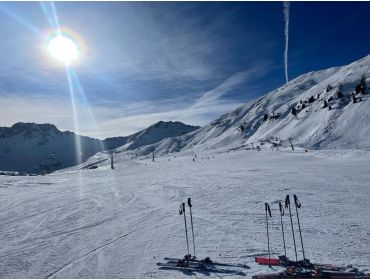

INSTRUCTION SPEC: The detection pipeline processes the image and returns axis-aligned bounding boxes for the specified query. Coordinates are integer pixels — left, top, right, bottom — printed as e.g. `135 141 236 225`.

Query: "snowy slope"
0 121 199 173
0 148 369 278
104 121 200 151
135 54 370 157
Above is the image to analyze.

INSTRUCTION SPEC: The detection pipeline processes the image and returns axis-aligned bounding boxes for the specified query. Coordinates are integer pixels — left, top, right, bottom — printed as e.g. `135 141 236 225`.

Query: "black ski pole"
179 202 190 264
285 195 298 262
279 201 287 259
265 203 272 266
187 198 196 259
294 194 306 260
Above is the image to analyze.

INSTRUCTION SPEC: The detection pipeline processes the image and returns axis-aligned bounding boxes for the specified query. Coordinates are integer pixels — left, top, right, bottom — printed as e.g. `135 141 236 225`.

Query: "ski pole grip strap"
293 195 301 208
179 202 185 215
279 201 285 215
187 198 192 207
265 203 272 217
285 195 290 209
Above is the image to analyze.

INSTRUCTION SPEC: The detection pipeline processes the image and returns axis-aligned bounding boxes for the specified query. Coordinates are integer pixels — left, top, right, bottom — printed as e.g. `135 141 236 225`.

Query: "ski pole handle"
179 202 185 215
187 197 192 207
279 201 285 216
265 203 272 217
285 195 290 209
293 194 301 208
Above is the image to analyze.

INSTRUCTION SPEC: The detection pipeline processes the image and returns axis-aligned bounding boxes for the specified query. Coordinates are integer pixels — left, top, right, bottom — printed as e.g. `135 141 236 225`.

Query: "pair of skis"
253 267 370 279
178 198 197 264
157 257 249 276
252 256 370 279
256 255 346 271
157 263 246 276
264 194 305 266
257 195 370 279
158 198 247 273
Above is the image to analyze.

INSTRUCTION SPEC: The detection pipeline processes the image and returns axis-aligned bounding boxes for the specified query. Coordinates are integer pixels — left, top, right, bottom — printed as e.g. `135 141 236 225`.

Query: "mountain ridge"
132 54 370 157
0 121 199 173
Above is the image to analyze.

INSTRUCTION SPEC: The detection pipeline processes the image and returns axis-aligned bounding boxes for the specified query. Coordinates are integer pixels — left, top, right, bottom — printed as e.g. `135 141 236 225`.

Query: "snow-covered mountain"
104 121 200 151
3 55 370 172
0 121 199 173
0 123 103 173
135 54 370 157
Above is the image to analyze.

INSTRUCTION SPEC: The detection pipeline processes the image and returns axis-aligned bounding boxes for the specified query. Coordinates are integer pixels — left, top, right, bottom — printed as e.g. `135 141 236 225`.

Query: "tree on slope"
323 100 328 108
360 75 367 94
291 107 297 116
308 96 315 103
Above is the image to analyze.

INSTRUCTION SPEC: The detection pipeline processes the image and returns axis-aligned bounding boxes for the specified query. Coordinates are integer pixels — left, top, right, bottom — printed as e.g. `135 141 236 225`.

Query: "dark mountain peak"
0 122 62 140
104 121 200 151
150 120 200 129
11 122 58 132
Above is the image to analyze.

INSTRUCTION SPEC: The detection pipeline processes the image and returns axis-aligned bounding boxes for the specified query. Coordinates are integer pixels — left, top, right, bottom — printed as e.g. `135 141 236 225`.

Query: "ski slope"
0 148 369 278
135 54 370 157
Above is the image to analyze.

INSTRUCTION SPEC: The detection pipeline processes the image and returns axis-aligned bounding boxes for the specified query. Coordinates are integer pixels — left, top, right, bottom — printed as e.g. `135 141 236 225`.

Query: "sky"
0 1 370 139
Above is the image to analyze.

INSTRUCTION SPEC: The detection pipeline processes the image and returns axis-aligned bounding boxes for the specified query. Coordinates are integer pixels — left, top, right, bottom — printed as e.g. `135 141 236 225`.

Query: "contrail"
283 1 290 84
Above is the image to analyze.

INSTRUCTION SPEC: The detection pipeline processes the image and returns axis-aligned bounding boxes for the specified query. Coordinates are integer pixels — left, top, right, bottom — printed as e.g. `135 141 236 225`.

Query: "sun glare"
47 35 79 65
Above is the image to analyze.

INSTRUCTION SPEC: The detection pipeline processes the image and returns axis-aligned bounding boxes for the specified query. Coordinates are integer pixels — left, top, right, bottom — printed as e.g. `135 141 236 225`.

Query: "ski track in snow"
0 149 369 278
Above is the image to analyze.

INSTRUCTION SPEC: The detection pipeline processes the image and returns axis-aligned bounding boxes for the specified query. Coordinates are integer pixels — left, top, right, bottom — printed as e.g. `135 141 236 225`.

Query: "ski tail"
255 257 280 266
252 272 284 279
315 270 370 279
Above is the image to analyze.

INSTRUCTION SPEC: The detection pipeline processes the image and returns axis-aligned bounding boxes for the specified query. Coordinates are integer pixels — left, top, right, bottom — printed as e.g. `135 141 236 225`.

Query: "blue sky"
0 2 370 138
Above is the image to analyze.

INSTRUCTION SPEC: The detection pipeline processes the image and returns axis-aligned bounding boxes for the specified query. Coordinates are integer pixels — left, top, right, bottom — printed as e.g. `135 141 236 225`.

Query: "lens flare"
47 34 79 65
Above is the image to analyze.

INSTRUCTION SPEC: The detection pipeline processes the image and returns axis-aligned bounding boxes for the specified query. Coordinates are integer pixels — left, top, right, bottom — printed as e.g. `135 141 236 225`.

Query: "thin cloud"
0 92 239 138
191 64 272 110
0 3 278 138
0 64 273 138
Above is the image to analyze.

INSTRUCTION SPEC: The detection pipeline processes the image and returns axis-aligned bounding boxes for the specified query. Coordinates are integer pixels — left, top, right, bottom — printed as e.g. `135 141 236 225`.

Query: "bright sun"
47 35 79 65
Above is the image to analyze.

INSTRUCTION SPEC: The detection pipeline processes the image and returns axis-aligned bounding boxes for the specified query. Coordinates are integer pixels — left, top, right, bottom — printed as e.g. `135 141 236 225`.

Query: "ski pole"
265 203 272 266
294 194 306 260
279 201 287 258
285 195 298 262
187 198 196 259
179 202 190 265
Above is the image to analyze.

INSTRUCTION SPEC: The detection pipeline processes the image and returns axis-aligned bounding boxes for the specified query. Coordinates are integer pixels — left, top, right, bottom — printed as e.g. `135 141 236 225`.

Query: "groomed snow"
0 149 369 278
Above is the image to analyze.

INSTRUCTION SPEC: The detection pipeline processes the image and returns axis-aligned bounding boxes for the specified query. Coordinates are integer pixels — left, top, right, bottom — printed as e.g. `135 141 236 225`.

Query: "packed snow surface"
0 148 369 278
